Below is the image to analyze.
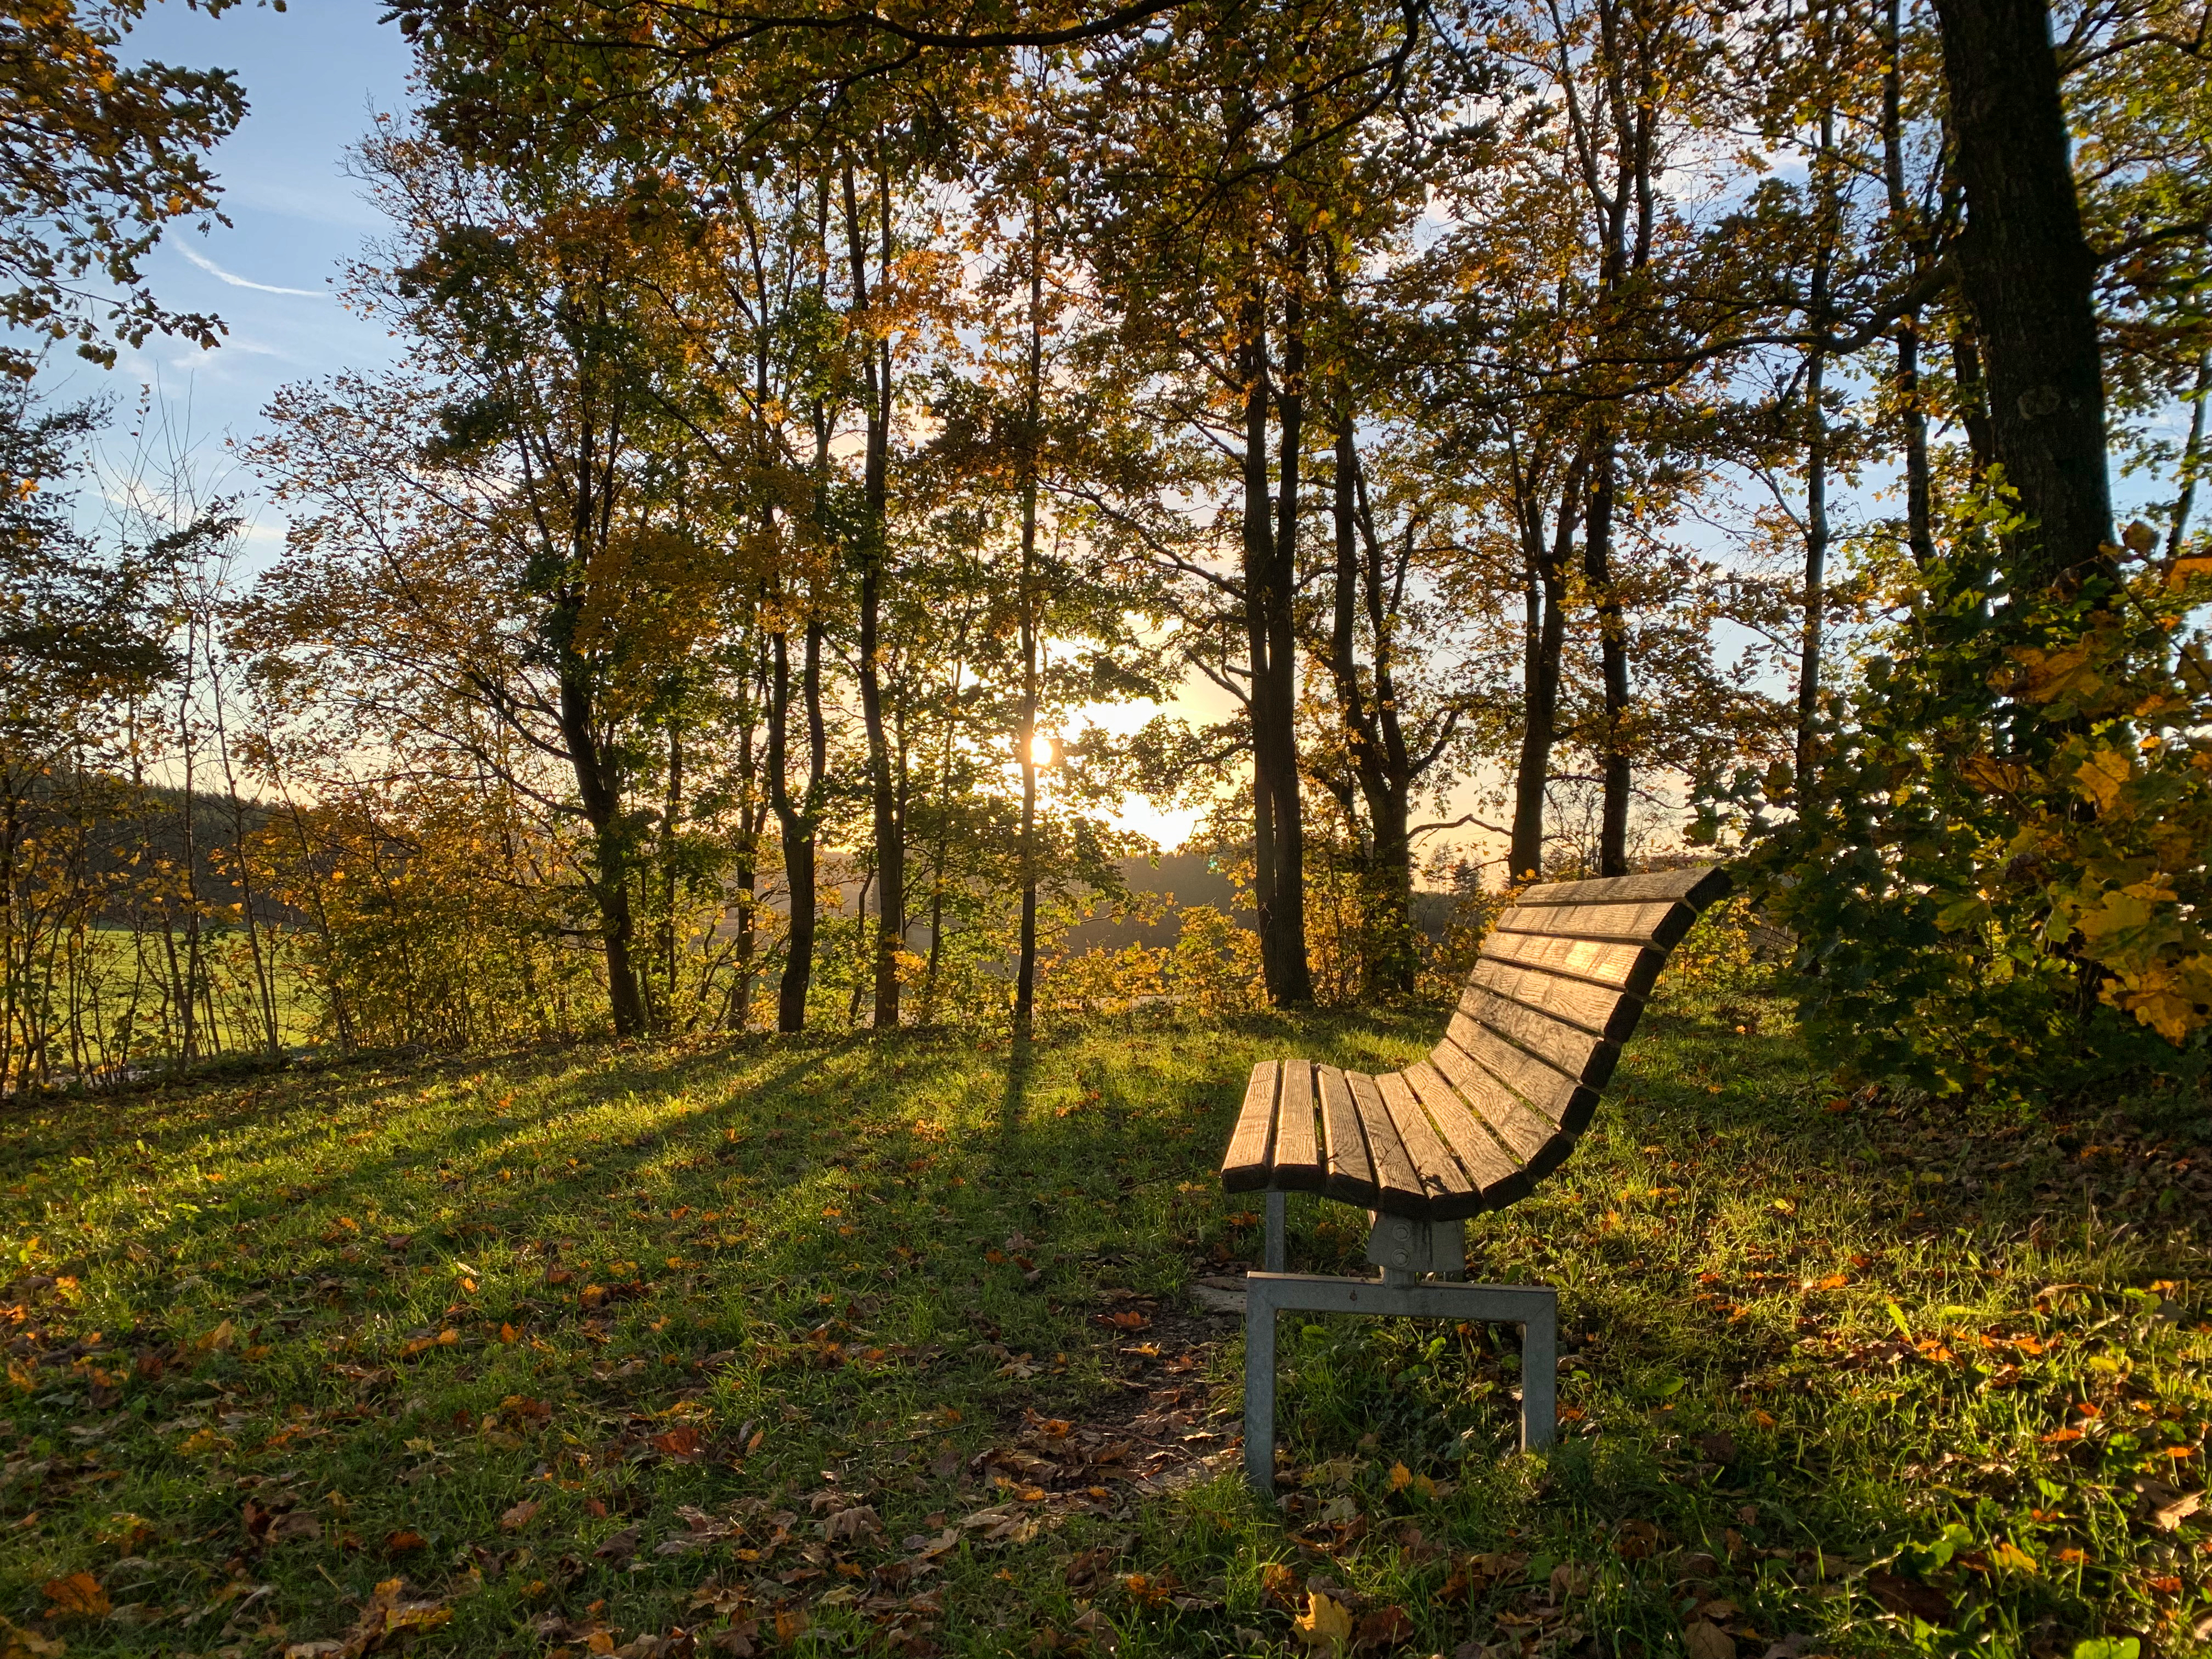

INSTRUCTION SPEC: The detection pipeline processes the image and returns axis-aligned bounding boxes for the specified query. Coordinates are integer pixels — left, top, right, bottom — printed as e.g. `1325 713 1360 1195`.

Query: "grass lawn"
0 968 2207 1659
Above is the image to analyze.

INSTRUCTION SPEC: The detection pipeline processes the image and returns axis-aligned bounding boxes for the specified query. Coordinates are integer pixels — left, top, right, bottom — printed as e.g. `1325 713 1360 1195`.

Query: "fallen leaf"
1698 1431 1737 1465
1866 1570 1951 1626
1070 1609 1119 1655
2152 1489 2203 1531
1353 1605 1414 1649
823 1504 882 1542
651 1425 703 1460
500 1499 542 1532
1386 1462 1412 1492
1616 1519 1660 1560
42 1571 109 1617
773 1606 810 1644
385 1529 427 1554
1684 1624 1735 1659
0 1617 67 1657
594 1526 640 1561
1294 1591 1355 1652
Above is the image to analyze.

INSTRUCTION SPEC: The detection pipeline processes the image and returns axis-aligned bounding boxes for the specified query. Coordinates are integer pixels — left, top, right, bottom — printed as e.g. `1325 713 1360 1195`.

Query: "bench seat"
1220 865 1732 1223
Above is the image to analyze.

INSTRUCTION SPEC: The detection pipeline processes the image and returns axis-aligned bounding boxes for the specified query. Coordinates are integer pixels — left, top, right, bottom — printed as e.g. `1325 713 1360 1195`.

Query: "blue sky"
38 2 413 478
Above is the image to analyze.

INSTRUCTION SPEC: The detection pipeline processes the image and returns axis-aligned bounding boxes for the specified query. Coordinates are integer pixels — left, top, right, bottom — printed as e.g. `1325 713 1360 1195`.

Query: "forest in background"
1 0 2209 1097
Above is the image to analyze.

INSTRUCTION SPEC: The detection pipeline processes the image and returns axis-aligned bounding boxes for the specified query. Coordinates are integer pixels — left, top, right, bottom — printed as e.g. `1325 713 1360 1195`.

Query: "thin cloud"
178 245 324 298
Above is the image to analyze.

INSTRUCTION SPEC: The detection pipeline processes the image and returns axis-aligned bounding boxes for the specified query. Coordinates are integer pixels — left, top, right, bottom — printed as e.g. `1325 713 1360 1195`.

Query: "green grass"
0 980 2205 1659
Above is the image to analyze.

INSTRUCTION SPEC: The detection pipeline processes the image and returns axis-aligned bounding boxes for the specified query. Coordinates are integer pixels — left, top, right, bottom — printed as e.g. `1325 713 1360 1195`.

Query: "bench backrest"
1426 864 1733 1202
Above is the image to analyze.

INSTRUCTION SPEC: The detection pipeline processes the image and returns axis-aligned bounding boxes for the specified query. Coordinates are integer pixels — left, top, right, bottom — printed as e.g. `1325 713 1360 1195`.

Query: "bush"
1702 508 2212 1097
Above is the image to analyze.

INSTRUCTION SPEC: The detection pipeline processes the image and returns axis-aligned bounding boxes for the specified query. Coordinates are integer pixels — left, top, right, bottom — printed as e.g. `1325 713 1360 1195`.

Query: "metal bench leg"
1237 1273 1556 1494
1243 1275 1279 1492
1520 1298 1557 1452
1263 1189 1286 1274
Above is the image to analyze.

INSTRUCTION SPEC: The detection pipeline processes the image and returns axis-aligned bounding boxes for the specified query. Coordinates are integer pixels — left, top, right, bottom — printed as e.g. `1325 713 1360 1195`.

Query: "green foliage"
1704 503 2212 1096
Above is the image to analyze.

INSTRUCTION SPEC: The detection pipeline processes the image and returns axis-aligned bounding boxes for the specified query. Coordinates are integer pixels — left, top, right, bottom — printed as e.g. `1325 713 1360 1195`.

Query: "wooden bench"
1216 864 1733 1490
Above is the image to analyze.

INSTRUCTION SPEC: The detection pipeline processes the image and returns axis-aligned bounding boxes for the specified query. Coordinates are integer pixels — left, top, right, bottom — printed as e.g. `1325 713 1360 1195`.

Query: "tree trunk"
2168 349 2210 557
1583 430 1632 876
1509 455 1580 884
1262 292 1312 1005
1013 243 1045 1035
768 619 825 1034
1879 0 1938 570
1931 0 2113 586
557 663 648 1038
1240 308 1282 997
845 162 904 1029
1798 346 1830 791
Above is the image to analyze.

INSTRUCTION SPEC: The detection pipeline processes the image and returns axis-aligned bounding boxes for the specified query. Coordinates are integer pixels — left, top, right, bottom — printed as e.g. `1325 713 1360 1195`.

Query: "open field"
0 983 2205 1658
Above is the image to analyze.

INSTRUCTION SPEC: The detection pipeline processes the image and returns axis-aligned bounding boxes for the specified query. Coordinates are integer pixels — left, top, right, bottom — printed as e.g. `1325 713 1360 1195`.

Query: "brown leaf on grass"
1866 1570 1952 1626
1683 1622 1736 1659
500 1499 543 1532
1697 1431 1738 1465
594 1526 640 1561
1615 1520 1661 1560
267 1511 323 1543
822 1504 882 1543
349 1578 452 1647
0 1618 67 1659
1260 1562 1302 1605
1353 1605 1414 1649
772 1607 810 1644
651 1424 703 1460
383 1529 427 1555
42 1571 109 1617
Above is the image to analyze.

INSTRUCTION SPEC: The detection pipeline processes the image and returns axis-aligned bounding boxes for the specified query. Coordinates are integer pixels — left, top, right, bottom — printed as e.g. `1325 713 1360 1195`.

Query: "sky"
40 2 413 492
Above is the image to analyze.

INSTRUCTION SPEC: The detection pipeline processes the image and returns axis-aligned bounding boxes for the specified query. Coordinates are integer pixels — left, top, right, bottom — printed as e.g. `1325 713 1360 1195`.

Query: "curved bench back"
1220 864 1733 1220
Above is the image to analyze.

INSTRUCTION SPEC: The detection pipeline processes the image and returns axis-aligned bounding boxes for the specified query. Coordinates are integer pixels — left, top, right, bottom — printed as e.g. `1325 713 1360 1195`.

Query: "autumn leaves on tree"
2 0 2210 1090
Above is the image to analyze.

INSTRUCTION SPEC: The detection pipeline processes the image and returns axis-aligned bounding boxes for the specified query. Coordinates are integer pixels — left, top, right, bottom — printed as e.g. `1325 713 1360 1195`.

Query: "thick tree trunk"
1240 313 1283 997
1931 0 2113 585
1266 292 1312 1005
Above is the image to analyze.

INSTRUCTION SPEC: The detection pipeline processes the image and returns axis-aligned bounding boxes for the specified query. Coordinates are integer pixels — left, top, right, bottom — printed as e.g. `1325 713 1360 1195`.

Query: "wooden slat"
1470 957 1641 1041
1452 986 1619 1090
1430 1038 1561 1163
1314 1064 1376 1206
1374 1070 1475 1208
1448 1016 1603 1133
1481 929 1667 997
1512 866 1733 910
1271 1060 1324 1191
1492 899 1696 950
1402 1060 1526 1207
1348 1071 1426 1214
1220 1062 1280 1192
